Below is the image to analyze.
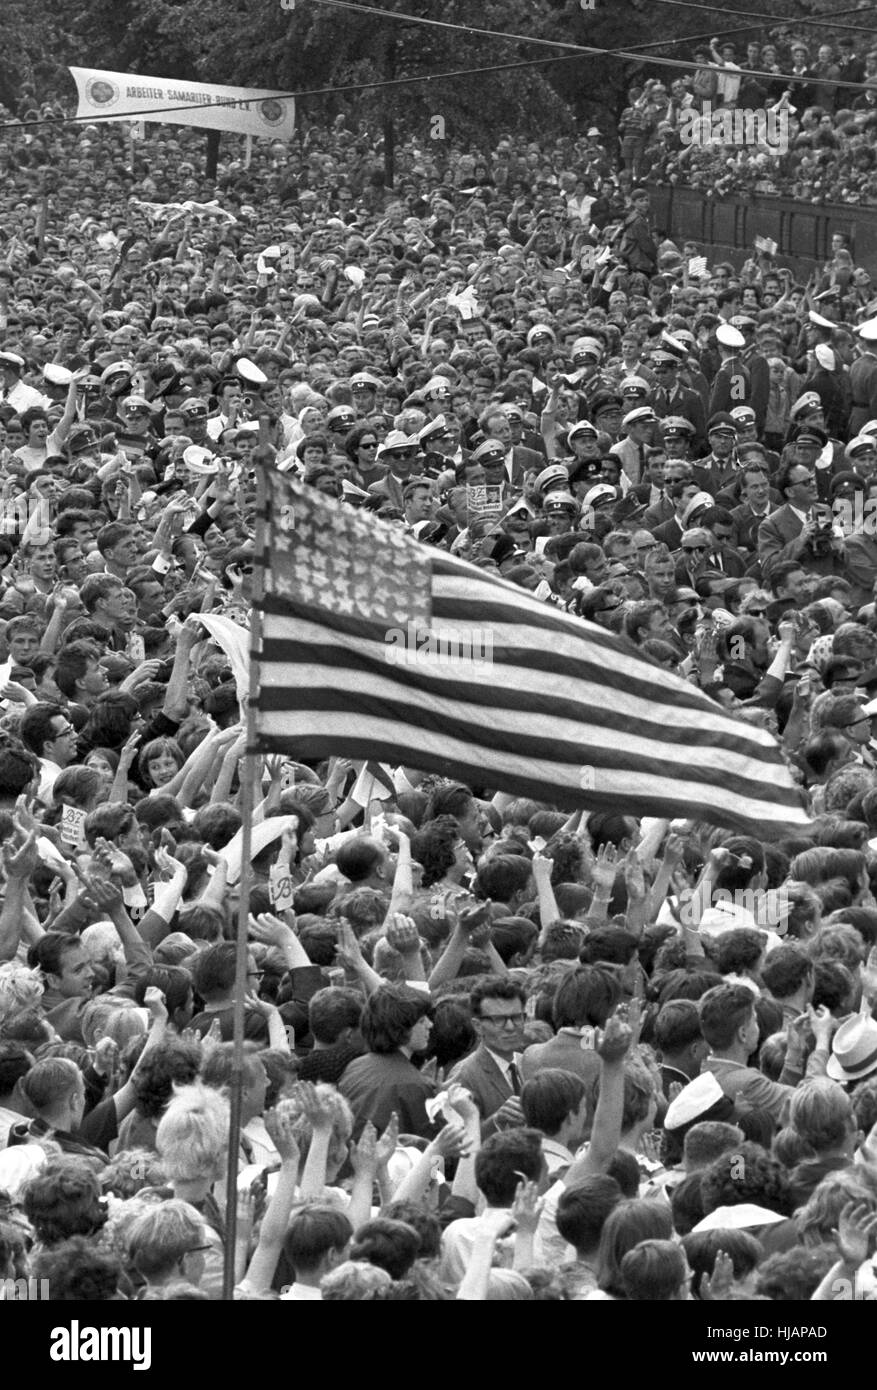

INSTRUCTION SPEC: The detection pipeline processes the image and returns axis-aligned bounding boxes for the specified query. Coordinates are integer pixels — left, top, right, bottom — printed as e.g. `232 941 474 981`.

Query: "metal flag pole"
221 425 271 1300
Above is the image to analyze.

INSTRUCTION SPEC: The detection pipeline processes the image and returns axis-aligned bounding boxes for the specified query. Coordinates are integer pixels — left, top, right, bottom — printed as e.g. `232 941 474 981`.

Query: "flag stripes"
253 476 811 837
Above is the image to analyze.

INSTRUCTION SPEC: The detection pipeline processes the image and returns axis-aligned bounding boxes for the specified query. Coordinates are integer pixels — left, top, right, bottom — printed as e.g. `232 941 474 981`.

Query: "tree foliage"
0 0 861 143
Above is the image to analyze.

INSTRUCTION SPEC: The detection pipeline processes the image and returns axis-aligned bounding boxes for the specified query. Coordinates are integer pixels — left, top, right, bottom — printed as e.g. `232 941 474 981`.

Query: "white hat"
0 350 25 370
716 323 746 349
857 316 877 341
0 1143 47 1199
422 377 452 401
789 391 822 420
845 436 877 460
692 1204 786 1234
826 1012 877 1082
623 406 656 428
418 414 450 445
620 375 650 395
808 310 836 330
664 1071 725 1130
682 490 714 525
568 421 599 442
527 324 556 345
377 430 419 458
535 464 570 493
219 814 300 885
236 357 268 385
582 483 617 509
814 345 836 371
861 420 877 437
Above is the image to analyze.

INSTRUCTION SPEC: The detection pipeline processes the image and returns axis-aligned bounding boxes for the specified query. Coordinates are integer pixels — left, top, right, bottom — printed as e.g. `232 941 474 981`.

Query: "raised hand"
594 1006 635 1064
623 847 646 903
374 1113 399 1170
431 1119 471 1162
591 842 619 892
385 914 421 957
835 1201 877 1268
511 1178 544 1236
446 1082 480 1126
700 1250 735 1301
349 1120 379 1175
289 1080 335 1133
264 1104 301 1169
144 986 168 1024
249 912 294 947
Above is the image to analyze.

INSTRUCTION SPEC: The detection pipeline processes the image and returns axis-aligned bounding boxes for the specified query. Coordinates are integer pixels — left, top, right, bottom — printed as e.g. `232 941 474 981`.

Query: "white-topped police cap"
236 357 268 385
715 323 746 349
350 370 383 388
535 463 570 492
527 324 556 345
662 415 695 435
815 344 836 370
789 391 822 420
663 330 691 353
729 405 756 425
571 337 602 361
622 405 656 427
0 350 25 370
568 420 599 441
857 316 877 341
99 359 133 383
471 437 507 463
423 377 452 400
543 490 578 511
664 1071 725 1130
860 420 877 437
846 435 877 459
809 309 836 330
620 375 650 395
418 413 449 444
583 483 617 509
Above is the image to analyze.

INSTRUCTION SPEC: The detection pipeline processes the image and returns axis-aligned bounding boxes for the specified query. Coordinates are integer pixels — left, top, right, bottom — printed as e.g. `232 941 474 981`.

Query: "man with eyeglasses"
643 457 691 528
448 979 528 1138
759 456 847 580
19 701 79 803
367 432 422 510
674 527 714 589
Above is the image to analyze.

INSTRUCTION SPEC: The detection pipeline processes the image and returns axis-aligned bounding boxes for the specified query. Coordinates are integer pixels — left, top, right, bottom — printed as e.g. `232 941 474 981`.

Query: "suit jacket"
508 444 544 489
742 348 770 431
653 384 707 450
844 531 877 609
642 494 675 528
448 1044 514 1138
849 353 877 436
521 1031 602 1088
652 514 685 550
756 503 804 573
730 501 777 553
757 504 847 579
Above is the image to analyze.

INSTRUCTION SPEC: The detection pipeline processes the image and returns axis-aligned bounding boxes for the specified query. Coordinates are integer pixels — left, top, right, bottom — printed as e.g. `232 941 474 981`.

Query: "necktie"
507 1060 522 1095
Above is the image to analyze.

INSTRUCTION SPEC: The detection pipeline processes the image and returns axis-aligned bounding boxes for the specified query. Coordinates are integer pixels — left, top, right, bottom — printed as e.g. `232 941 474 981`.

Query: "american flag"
253 474 811 838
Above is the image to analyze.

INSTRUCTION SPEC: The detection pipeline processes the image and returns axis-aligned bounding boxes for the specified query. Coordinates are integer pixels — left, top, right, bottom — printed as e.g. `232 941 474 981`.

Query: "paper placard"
60 804 88 850
466 484 503 522
688 256 708 278
754 235 778 255
269 866 294 910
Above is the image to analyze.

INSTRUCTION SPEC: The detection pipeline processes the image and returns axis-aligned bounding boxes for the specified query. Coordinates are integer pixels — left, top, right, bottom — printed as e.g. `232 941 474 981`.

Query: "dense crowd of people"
624 30 877 204
4 33 877 1304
